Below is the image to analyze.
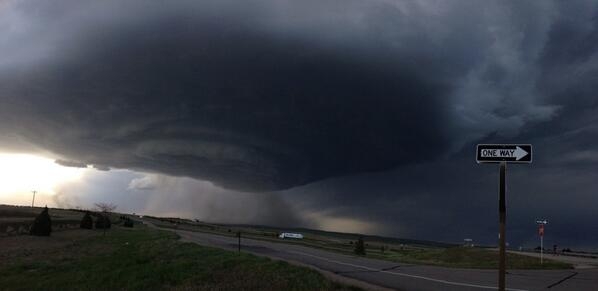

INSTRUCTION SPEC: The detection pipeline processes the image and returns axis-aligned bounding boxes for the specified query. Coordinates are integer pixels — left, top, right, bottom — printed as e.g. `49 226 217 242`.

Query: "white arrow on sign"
514 146 528 161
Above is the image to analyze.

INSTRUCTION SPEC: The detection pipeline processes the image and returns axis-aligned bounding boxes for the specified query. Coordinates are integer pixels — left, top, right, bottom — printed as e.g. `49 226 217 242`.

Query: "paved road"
161 227 598 291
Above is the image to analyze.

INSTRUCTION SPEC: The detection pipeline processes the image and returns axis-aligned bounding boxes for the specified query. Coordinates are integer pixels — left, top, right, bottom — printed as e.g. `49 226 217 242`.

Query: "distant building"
279 232 304 239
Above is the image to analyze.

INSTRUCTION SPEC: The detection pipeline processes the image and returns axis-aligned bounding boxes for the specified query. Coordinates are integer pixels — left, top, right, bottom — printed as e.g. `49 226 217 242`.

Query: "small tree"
80 211 93 229
93 202 115 236
94 202 117 213
354 236 366 255
30 206 52 236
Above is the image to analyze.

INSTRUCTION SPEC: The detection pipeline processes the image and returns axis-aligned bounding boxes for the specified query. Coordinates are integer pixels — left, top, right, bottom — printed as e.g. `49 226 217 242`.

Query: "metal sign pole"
536 220 547 265
498 161 506 291
541 235 543 265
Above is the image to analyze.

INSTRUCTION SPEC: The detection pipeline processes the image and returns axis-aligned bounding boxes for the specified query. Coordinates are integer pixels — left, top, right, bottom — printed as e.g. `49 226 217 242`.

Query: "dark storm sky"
1 0 597 249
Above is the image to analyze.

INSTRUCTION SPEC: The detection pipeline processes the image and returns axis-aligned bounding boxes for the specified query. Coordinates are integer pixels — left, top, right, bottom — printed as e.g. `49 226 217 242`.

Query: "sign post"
237 231 241 253
498 162 506 290
536 219 548 265
477 144 532 291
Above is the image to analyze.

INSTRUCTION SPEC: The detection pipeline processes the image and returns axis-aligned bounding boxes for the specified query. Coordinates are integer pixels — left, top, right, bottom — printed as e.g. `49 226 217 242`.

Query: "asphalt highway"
160 227 598 291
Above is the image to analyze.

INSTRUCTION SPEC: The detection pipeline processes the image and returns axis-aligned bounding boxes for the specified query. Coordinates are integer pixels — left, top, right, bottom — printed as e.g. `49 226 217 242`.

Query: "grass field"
0 203 572 288
0 225 359 290
368 246 572 269
142 216 572 270
0 205 86 235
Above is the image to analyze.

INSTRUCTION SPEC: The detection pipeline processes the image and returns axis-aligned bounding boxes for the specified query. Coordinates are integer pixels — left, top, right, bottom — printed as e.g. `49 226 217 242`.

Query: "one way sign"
476 144 532 163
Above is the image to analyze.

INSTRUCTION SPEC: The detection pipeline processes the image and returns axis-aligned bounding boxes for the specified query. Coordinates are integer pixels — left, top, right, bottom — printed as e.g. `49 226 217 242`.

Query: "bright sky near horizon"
0 152 380 237
0 153 86 203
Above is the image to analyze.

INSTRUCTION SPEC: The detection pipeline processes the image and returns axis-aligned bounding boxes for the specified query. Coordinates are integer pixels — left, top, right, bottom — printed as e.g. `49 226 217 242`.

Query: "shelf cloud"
2 0 588 191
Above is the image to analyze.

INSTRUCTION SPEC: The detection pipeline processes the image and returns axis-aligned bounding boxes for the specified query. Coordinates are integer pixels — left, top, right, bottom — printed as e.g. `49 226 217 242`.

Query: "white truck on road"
278 232 304 239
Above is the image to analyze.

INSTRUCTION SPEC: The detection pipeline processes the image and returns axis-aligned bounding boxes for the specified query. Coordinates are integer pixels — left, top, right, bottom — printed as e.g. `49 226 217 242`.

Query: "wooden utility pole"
31 190 37 208
498 162 506 291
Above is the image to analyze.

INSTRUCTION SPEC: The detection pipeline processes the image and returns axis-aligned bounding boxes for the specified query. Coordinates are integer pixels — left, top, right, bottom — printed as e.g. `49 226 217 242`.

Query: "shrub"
354 236 366 255
80 212 93 229
95 214 111 229
123 218 134 228
30 206 52 236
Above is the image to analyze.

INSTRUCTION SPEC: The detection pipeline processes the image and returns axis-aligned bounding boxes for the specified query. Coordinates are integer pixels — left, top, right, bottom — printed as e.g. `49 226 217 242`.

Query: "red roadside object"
539 224 544 237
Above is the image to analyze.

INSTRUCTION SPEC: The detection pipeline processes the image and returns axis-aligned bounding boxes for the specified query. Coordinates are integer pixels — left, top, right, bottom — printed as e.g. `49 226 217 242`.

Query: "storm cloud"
0 0 574 191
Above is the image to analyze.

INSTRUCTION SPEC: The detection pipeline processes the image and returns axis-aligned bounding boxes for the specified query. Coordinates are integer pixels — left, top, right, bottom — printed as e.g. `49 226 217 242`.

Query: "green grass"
147 218 572 270
0 226 359 290
368 247 572 269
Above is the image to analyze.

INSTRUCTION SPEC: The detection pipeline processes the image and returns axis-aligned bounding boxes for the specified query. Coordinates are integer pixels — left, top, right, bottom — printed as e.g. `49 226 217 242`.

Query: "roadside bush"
95 214 111 229
30 206 52 236
123 218 134 228
354 236 366 255
80 212 93 229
